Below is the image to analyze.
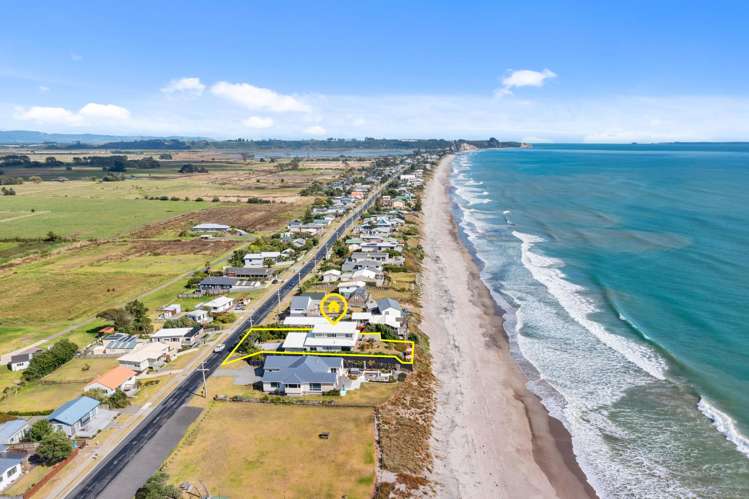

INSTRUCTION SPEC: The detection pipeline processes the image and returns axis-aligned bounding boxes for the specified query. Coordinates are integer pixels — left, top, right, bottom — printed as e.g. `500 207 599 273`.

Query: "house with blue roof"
48 396 100 437
0 420 29 445
0 455 22 492
261 355 344 396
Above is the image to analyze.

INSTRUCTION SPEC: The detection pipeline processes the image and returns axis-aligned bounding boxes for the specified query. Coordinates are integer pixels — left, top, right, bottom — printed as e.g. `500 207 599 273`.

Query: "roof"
282 332 308 350
0 420 28 444
186 309 208 317
244 251 281 259
262 355 342 385
322 269 341 276
48 396 100 426
103 333 138 351
290 296 312 310
311 321 359 335
89 366 136 391
203 296 233 308
199 276 238 287
193 223 230 230
152 327 197 339
119 342 170 363
378 298 402 312
283 316 331 327
0 456 21 472
9 352 33 364
304 337 357 348
161 304 180 311
225 266 272 277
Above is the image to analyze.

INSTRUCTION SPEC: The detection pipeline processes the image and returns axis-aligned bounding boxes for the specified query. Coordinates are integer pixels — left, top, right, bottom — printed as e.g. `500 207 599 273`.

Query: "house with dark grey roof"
224 266 275 280
261 356 344 395
7 349 39 372
289 293 326 317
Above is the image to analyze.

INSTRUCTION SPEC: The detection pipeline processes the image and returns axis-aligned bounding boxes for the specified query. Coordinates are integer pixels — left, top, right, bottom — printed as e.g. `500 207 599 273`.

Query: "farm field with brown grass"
164 402 376 499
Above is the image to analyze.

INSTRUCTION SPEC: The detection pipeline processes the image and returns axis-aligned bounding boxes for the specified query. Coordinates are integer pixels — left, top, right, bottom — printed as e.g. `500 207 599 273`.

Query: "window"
286 384 300 389
7 465 18 476
310 383 321 391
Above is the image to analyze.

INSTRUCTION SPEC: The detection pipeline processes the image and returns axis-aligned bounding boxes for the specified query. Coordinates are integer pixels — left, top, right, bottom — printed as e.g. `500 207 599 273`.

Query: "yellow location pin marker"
320 292 349 325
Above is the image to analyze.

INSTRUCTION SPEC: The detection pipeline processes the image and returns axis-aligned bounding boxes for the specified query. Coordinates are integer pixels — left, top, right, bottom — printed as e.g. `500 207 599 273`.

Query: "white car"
213 344 226 353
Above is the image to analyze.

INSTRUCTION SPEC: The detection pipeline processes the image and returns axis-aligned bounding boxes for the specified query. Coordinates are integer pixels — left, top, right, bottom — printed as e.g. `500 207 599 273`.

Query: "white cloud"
78 102 130 120
14 106 81 125
211 81 310 112
161 77 206 96
70 53 83 62
38 85 50 93
14 102 130 126
498 68 557 96
303 125 327 136
242 116 274 129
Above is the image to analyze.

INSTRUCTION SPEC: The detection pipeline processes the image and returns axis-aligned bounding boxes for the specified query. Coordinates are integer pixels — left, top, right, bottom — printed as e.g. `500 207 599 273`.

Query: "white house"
261 356 344 396
0 456 22 492
243 251 281 267
159 304 181 319
321 269 341 283
289 293 325 316
84 366 137 396
192 223 231 232
281 332 308 352
200 296 234 313
7 349 38 372
338 280 367 297
186 309 211 324
304 321 360 351
0 420 29 445
118 342 171 372
151 327 203 348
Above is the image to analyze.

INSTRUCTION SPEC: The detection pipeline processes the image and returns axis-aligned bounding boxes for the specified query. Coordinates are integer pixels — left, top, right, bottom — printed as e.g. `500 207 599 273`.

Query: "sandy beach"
421 154 596 498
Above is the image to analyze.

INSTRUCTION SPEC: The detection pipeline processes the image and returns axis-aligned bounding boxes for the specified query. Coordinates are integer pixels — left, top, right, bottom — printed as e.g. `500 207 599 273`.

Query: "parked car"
213 344 226 353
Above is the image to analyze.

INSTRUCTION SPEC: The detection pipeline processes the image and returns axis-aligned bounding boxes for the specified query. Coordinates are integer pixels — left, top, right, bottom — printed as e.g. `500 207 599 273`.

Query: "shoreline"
422 153 596 498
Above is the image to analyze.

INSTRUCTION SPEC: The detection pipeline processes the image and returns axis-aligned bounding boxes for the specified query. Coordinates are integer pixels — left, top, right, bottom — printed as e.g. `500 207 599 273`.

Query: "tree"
37 431 72 465
333 240 348 258
263 257 275 269
163 316 198 328
228 249 245 267
107 389 130 409
96 307 132 332
23 339 78 381
135 471 181 499
302 207 314 223
125 300 153 335
27 420 54 442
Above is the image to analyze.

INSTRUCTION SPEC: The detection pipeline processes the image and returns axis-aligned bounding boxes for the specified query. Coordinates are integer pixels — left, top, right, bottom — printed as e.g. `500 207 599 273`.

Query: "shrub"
23 339 78 381
37 431 72 465
27 420 54 442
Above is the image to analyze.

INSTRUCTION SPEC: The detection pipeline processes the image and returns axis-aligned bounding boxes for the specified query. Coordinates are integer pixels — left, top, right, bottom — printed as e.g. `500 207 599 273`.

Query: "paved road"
65 184 383 499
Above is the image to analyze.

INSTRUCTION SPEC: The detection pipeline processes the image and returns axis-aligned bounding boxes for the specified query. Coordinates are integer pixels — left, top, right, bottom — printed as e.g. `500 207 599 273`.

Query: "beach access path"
421 154 596 498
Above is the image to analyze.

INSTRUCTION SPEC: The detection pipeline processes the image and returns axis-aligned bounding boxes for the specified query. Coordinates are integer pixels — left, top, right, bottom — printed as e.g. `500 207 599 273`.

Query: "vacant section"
164 403 375 498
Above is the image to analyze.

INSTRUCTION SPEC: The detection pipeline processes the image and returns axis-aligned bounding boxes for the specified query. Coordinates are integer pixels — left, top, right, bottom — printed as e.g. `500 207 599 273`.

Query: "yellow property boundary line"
221 326 415 366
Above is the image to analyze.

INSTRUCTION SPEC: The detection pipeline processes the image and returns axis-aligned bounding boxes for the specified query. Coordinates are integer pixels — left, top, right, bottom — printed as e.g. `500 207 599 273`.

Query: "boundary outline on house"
221 326 415 366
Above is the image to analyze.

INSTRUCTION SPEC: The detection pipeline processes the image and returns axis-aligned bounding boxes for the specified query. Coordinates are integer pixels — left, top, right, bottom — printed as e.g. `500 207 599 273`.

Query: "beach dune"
421 154 595 498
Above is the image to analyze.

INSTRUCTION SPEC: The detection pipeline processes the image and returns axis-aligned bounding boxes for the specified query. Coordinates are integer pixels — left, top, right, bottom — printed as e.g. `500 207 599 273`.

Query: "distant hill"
0 130 207 145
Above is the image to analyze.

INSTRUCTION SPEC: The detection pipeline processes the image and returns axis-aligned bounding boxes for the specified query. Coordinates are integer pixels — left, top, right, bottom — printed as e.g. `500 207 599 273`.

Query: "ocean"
449 144 749 498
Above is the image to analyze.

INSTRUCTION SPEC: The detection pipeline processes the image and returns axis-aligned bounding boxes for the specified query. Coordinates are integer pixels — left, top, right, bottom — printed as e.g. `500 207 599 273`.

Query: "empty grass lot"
164 403 376 499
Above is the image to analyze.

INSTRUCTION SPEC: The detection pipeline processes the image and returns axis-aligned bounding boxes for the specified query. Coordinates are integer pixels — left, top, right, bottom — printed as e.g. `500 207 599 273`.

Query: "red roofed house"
84 366 137 396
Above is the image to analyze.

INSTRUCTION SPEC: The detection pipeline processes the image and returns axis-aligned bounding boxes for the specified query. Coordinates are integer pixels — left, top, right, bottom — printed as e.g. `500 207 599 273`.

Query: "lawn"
1 358 118 412
164 403 376 499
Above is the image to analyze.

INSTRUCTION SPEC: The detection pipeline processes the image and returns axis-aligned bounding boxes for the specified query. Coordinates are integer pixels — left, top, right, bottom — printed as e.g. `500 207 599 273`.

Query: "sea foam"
698 398 749 458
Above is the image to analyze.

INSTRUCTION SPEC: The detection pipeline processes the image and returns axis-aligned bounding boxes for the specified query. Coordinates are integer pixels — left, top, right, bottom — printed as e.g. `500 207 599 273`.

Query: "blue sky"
2 1 748 141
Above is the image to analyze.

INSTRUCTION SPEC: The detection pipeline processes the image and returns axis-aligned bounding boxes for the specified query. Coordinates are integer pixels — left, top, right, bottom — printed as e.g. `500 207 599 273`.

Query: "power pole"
198 361 209 398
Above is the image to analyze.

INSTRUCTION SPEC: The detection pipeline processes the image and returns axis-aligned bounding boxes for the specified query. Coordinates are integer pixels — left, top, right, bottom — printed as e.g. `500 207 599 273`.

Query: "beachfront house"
117 342 171 372
0 456 22 492
261 355 344 395
338 280 367 297
200 296 234 314
84 366 137 396
48 396 101 438
0 420 29 445
288 293 325 317
151 326 204 349
305 321 360 352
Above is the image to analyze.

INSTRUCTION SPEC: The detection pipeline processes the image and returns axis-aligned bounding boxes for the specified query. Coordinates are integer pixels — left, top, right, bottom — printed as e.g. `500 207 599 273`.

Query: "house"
341 258 383 273
0 456 22 492
351 268 382 286
243 251 281 267
192 223 231 232
280 248 296 259
0 420 29 445
186 309 211 324
198 276 243 293
48 396 101 437
200 296 234 313
151 326 204 349
7 349 39 372
338 280 366 297
84 366 137 396
118 342 171 372
353 298 404 331
350 251 389 263
281 332 308 352
350 190 365 200
261 356 344 395
100 333 139 355
288 293 325 317
321 269 341 283
224 266 275 281
159 304 181 319
347 286 373 309
304 321 360 351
